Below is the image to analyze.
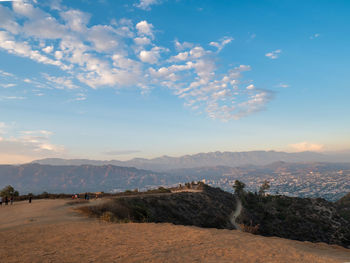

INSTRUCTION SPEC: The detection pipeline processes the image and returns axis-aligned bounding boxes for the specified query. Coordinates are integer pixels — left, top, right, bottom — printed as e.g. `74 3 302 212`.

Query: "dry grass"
65 199 90 206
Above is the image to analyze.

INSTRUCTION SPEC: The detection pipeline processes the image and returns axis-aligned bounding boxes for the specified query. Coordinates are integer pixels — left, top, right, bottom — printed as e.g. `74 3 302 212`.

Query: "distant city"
202 164 350 201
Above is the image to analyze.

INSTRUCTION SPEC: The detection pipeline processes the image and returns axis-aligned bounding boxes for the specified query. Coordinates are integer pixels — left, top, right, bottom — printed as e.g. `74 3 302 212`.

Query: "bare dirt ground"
0 199 349 263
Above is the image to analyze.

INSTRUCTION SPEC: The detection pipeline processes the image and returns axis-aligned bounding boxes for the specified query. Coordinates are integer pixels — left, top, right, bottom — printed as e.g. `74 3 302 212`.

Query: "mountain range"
32 150 350 171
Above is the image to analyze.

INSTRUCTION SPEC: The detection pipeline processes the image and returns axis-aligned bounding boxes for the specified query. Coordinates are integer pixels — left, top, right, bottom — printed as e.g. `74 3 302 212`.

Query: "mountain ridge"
31 150 350 172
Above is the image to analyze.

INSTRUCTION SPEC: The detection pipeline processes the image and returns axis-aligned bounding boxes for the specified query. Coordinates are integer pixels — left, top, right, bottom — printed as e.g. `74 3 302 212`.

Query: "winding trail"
229 198 242 230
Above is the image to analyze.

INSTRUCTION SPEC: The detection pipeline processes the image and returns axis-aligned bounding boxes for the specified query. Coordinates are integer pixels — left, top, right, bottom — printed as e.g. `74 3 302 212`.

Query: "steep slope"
237 192 350 248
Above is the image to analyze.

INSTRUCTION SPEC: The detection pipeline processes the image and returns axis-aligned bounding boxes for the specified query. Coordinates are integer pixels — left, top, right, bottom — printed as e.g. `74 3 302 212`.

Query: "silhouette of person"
5 196 9 205
29 196 32 203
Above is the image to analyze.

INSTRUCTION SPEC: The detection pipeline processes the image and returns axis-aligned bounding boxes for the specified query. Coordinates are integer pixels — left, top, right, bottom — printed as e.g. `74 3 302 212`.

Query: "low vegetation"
80 182 237 228
81 181 350 248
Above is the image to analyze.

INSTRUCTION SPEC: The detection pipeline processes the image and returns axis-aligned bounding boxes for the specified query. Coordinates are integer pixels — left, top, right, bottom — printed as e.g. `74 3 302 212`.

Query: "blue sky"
0 0 349 163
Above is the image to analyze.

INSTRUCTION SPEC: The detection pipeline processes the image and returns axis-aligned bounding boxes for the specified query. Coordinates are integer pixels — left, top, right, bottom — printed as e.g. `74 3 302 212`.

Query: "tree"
233 180 246 196
0 185 19 197
258 180 270 196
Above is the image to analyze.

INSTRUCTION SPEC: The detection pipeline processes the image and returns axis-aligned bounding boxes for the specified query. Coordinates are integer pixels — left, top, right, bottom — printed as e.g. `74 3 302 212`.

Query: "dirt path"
0 199 350 263
229 198 242 230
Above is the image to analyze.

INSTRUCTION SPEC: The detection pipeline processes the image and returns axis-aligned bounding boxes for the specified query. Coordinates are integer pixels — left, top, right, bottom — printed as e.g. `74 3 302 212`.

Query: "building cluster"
202 168 350 201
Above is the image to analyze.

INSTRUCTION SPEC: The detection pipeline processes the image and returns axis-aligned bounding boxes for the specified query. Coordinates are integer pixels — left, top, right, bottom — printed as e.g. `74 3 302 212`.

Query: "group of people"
71 192 90 200
0 196 14 206
0 196 32 206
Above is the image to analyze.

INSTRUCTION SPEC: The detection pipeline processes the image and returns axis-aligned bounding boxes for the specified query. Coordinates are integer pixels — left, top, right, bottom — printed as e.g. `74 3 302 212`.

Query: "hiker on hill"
5 196 9 205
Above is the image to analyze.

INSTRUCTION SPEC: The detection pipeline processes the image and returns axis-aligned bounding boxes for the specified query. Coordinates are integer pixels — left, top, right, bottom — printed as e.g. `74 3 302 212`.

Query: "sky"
0 0 349 164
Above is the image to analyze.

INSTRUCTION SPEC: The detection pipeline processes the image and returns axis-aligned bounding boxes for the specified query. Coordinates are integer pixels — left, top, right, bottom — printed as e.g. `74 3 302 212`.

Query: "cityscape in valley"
200 162 350 201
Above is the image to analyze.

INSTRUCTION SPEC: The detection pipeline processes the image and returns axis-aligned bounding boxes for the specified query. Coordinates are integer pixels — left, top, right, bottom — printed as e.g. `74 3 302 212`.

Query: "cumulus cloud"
136 20 154 38
289 142 324 152
0 2 274 121
265 49 281 59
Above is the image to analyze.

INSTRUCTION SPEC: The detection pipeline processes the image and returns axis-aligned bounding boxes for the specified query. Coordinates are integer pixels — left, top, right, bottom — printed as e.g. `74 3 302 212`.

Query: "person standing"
29 196 32 203
10 196 14 205
0 196 2 206
5 196 9 205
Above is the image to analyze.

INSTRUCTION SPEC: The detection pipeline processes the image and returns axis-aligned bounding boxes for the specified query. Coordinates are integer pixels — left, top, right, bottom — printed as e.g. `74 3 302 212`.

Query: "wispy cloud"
289 142 324 152
0 123 65 163
265 49 282 59
209 36 233 52
310 33 320 40
276 83 290 88
134 0 160 11
0 96 26 100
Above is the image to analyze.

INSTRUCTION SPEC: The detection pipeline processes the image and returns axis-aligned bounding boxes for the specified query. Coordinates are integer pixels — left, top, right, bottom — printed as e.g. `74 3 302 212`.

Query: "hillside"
81 184 237 229
83 185 350 248
238 192 350 248
0 163 169 194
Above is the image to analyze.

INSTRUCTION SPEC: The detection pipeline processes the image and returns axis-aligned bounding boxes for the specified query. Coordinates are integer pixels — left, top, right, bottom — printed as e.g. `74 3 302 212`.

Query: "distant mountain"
32 150 350 171
0 163 173 194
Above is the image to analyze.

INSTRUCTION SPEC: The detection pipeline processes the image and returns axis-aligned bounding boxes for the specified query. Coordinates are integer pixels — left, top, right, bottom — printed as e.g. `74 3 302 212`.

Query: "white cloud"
136 20 154 38
0 69 14 77
289 142 324 152
174 39 193 51
134 0 160 11
0 126 64 163
265 49 281 59
44 74 79 89
310 33 320 40
0 96 26 100
74 93 87 101
60 9 90 32
0 2 274 121
276 83 290 88
0 83 16 88
42 45 53 53
133 37 151 46
209 36 233 52
139 47 163 64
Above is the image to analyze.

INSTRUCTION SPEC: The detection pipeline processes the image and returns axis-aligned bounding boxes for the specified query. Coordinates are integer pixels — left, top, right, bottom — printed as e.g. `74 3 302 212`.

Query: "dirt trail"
1 199 350 263
229 198 242 230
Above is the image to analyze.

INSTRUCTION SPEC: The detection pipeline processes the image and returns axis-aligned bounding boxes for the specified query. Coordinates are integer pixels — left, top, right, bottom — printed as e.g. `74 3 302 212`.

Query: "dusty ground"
0 199 349 263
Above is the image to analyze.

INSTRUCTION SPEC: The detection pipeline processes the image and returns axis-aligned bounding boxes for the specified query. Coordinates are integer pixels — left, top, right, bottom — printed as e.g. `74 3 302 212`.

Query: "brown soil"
0 199 349 263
